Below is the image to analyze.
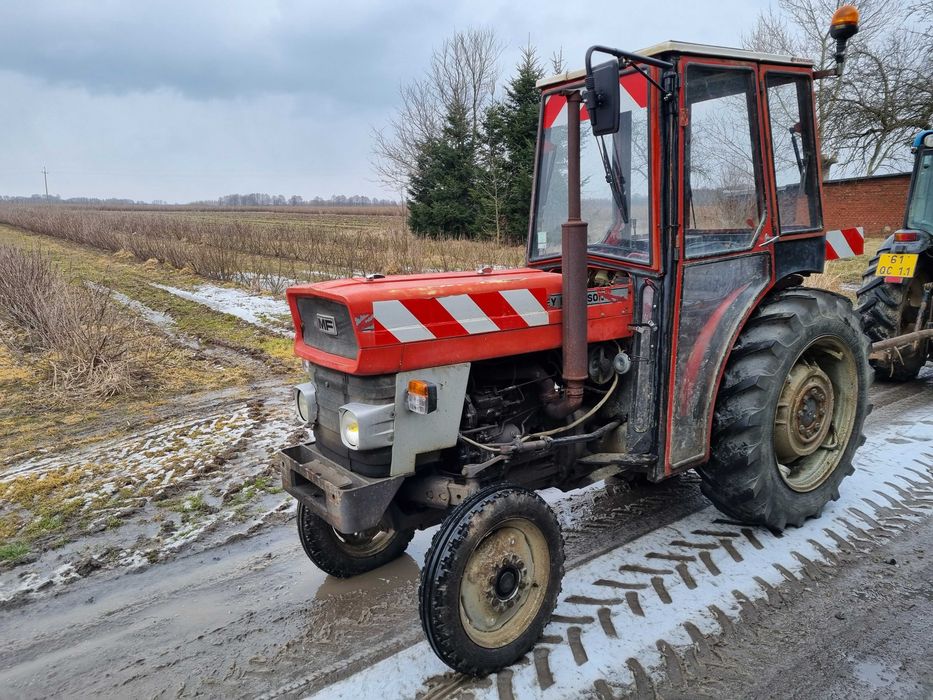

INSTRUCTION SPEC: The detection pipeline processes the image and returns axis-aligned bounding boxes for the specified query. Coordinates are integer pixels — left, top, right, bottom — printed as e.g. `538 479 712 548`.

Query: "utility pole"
41 167 49 202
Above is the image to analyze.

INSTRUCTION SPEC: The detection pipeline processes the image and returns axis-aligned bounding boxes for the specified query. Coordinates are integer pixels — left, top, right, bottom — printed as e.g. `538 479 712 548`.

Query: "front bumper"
277 442 403 533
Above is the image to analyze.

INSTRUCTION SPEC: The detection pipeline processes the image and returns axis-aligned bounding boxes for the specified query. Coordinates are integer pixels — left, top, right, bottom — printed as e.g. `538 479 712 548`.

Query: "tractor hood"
286 268 633 375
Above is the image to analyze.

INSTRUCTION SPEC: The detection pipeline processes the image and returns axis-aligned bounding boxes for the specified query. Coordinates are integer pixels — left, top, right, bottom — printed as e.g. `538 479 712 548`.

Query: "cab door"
664 58 776 472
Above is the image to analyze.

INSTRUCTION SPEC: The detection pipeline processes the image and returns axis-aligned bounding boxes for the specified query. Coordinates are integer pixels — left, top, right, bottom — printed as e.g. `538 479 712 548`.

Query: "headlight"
338 403 394 451
293 382 317 425
340 410 360 448
925 133 933 149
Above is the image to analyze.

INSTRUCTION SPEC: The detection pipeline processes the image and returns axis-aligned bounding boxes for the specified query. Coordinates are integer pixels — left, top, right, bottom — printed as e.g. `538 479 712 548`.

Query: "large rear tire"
856 248 928 381
297 503 413 578
699 288 870 530
419 484 564 676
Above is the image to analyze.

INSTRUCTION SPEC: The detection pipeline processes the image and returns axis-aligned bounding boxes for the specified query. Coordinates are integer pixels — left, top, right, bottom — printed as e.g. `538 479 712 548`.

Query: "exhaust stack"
544 91 588 419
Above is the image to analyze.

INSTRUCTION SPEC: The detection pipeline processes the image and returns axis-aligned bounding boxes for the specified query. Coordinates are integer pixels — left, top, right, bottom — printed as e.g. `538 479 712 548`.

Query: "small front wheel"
296 503 413 578
419 484 564 676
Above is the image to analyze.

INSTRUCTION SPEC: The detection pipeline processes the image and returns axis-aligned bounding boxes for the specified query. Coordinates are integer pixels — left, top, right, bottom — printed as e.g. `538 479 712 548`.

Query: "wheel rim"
331 523 396 558
458 518 550 649
773 335 859 492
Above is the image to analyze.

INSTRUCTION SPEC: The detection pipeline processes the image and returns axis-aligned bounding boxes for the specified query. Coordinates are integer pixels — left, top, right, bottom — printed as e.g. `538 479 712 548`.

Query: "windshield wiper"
596 134 629 223
789 123 806 182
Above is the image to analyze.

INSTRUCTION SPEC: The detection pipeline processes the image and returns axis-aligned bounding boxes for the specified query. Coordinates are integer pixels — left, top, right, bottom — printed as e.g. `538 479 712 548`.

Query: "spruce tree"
501 46 545 241
479 46 545 243
408 100 480 238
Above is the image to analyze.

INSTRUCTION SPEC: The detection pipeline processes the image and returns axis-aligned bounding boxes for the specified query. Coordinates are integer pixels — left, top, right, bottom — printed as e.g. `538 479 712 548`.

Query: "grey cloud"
0 1 444 104
0 0 772 202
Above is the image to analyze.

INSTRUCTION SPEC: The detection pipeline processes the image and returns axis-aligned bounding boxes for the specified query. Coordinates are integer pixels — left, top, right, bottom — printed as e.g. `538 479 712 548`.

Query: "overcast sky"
0 0 773 203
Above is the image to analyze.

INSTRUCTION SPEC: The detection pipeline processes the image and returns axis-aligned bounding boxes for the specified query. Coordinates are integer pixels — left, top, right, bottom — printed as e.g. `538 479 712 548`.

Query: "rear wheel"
699 288 870 530
857 253 928 381
297 503 413 578
419 484 564 676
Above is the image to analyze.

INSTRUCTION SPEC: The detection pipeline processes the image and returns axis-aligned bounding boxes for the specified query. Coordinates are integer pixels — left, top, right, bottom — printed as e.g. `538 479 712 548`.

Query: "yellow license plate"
875 253 918 278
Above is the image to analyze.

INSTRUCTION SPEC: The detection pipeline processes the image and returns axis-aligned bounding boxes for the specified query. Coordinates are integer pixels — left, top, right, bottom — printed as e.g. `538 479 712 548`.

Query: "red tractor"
278 6 868 675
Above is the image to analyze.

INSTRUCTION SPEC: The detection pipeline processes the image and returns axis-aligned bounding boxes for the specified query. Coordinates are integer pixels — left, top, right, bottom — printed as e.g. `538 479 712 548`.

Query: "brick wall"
822 172 911 237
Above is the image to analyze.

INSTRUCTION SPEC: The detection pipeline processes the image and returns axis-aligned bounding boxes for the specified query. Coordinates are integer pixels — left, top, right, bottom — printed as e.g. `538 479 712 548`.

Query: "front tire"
419 484 564 676
297 503 413 578
699 288 870 530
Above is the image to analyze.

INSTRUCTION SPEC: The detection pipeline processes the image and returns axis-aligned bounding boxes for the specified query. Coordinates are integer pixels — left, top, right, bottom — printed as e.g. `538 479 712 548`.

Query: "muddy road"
0 371 930 699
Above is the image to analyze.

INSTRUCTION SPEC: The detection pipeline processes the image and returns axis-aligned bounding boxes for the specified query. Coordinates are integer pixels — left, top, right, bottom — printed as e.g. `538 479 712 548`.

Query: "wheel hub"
459 521 549 647
486 554 528 611
775 362 835 463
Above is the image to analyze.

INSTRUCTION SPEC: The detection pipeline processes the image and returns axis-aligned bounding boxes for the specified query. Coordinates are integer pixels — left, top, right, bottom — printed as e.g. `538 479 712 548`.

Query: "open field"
0 205 525 292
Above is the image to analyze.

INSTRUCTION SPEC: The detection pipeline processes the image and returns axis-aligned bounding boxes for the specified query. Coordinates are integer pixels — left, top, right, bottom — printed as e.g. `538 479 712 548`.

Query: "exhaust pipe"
545 91 588 420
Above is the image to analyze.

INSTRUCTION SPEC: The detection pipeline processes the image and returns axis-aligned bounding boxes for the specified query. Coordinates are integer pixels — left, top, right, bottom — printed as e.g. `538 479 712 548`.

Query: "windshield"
531 71 651 264
906 150 933 234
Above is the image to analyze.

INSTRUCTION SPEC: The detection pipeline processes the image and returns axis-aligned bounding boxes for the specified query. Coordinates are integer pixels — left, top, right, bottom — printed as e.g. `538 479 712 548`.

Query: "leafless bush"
0 205 524 287
0 245 150 397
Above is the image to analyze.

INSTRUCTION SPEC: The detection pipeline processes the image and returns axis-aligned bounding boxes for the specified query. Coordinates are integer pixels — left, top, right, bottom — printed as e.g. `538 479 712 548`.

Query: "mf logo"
316 314 338 336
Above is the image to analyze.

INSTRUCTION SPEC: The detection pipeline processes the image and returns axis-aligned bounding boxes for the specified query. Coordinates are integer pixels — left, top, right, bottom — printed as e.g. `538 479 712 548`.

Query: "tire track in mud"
265 378 931 699
302 409 933 700
1 378 287 477
1 375 929 699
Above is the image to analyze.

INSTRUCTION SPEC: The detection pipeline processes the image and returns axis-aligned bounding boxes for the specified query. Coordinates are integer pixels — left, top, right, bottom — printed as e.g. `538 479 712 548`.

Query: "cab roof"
536 40 813 89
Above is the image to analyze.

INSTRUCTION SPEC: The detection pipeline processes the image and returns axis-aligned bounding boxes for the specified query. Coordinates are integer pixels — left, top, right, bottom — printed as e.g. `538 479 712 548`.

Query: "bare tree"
371 78 443 196
841 30 933 174
371 28 503 193
549 48 565 74
745 0 932 177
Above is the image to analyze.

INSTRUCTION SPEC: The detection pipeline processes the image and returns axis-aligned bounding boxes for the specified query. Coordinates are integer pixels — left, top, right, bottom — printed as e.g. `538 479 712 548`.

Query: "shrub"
0 245 150 397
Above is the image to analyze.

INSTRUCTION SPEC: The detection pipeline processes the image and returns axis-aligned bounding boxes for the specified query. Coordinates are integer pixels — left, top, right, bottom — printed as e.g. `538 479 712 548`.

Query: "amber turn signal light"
406 379 438 414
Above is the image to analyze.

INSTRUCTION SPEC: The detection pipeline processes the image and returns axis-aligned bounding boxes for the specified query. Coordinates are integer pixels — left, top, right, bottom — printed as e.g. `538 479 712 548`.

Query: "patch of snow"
118 550 151 571
152 283 292 336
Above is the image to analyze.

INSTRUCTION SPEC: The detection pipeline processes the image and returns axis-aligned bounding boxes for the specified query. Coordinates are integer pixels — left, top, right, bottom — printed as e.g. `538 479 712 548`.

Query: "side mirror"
584 58 620 136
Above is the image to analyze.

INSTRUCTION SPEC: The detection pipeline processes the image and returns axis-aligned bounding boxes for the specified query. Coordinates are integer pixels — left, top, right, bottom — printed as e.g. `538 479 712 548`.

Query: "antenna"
41 167 49 202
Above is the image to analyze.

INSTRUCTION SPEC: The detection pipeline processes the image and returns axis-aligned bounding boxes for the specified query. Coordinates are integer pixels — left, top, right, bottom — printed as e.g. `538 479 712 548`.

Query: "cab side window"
766 74 821 233
685 65 764 258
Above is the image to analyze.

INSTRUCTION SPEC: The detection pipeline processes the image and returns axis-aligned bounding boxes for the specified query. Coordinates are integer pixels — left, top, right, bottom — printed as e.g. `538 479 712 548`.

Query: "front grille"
310 364 395 477
296 296 359 359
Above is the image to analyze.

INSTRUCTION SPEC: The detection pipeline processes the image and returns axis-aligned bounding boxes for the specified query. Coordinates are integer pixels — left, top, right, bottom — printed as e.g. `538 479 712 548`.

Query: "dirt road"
0 371 930 699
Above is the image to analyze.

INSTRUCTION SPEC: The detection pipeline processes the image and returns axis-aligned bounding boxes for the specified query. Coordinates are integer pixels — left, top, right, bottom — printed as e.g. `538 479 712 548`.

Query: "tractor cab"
529 41 829 475
905 130 933 238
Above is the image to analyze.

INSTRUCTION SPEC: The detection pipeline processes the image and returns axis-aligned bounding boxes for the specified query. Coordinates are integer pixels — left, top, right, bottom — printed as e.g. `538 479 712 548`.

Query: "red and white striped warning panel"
372 289 551 344
543 73 648 129
825 226 864 260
